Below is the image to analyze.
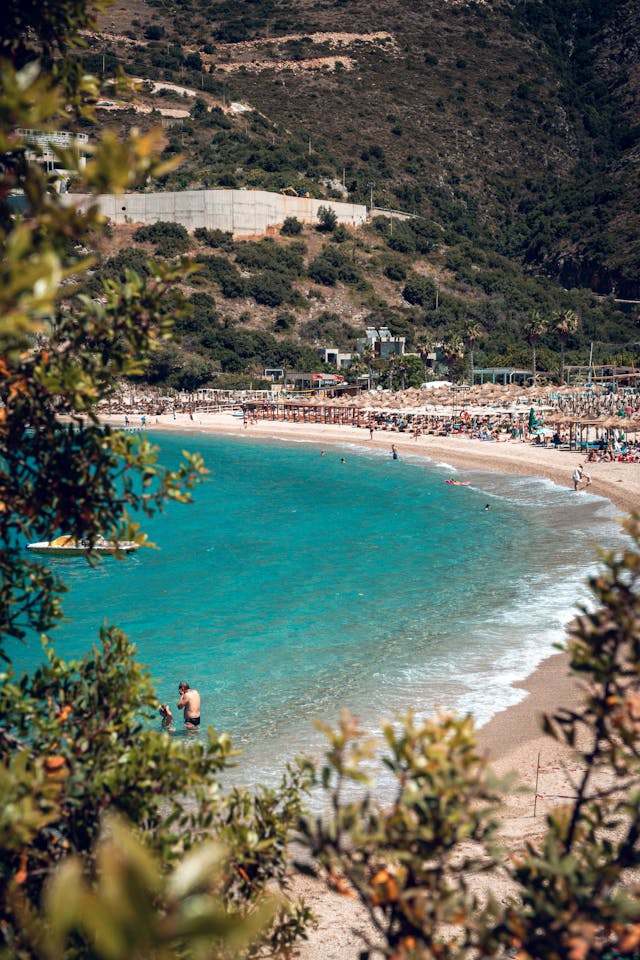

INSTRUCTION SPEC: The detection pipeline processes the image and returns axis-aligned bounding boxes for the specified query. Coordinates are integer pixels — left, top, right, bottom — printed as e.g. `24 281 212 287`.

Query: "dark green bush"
316 205 338 232
144 24 164 39
308 245 361 287
385 262 407 281
402 272 436 307
197 256 247 298
247 272 291 307
133 221 190 256
281 216 303 236
235 239 304 276
193 227 235 250
274 311 296 330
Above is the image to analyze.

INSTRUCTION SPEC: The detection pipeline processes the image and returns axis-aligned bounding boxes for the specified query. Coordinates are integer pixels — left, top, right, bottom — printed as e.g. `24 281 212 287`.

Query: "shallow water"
10 432 626 787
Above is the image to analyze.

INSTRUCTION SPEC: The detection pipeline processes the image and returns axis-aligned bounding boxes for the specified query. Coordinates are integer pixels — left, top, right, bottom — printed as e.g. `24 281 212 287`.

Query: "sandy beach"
115 409 635 956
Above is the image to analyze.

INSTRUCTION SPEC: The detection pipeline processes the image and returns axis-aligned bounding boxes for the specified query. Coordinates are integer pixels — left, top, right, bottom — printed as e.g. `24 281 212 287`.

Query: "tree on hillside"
281 215 303 236
524 310 548 382
555 308 580 384
317 205 338 233
402 273 436 308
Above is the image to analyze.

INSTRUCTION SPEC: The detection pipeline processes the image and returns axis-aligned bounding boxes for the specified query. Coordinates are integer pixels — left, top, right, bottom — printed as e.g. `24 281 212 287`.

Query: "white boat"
27 535 139 556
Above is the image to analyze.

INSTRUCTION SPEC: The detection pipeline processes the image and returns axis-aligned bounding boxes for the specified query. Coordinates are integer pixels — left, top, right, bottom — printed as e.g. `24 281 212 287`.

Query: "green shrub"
281 216 303 236
248 272 291 307
384 262 406 281
316 205 338 232
193 227 235 250
133 221 190 256
402 272 436 306
274 311 296 330
197 256 247 298
235 239 304 276
308 245 361 287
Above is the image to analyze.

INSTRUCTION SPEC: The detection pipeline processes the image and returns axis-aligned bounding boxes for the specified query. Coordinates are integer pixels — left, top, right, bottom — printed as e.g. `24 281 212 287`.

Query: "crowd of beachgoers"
102 379 640 463
103 379 640 417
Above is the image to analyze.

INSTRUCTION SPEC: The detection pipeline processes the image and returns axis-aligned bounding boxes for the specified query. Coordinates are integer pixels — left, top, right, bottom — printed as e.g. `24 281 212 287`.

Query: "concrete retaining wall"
64 188 367 236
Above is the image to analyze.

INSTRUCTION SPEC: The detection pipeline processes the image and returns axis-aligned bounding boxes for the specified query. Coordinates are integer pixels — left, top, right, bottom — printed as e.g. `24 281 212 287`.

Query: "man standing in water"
177 681 201 729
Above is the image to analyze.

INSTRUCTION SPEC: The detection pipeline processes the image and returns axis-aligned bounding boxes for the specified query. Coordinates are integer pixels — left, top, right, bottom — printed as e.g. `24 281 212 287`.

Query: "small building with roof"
356 326 406 359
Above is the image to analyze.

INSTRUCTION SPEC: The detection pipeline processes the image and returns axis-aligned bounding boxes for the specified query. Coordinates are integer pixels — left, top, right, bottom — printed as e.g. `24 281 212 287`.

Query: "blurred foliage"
0 5 313 959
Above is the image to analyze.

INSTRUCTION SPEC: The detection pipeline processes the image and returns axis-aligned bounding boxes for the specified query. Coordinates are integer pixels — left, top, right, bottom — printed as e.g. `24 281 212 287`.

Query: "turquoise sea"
10 431 626 786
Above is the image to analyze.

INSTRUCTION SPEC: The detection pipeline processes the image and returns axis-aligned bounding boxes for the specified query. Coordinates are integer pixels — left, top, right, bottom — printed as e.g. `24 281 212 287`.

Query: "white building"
19 129 89 193
320 347 352 369
356 326 406 359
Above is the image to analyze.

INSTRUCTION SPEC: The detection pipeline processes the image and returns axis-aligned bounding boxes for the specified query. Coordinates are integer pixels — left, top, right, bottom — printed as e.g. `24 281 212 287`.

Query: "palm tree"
554 309 580 385
463 321 482 387
347 353 366 389
396 356 408 391
244 363 262 391
362 348 376 391
524 311 548 383
416 335 436 382
439 336 464 380
387 354 396 391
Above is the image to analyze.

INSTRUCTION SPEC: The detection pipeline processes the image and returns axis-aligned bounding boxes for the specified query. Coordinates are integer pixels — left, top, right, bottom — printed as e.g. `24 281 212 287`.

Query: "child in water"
159 704 174 729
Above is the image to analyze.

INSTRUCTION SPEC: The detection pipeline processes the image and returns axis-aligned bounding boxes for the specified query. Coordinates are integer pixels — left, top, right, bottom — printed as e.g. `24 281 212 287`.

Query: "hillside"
68 0 640 390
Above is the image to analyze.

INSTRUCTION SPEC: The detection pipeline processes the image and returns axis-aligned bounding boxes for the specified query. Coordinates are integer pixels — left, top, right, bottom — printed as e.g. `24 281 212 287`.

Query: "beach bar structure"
564 365 640 389
243 400 367 425
565 415 640 452
472 367 533 385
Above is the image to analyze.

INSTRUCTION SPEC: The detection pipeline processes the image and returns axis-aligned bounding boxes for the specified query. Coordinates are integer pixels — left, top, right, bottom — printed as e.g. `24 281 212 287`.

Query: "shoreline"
112 411 620 956
115 410 632 725
119 410 640 515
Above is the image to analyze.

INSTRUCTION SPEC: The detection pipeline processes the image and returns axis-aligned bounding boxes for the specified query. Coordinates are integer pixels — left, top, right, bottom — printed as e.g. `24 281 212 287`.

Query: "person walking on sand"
177 681 201 729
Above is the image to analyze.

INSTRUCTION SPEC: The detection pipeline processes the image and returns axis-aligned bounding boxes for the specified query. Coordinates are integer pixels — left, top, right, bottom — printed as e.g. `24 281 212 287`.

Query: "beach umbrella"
528 407 536 431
